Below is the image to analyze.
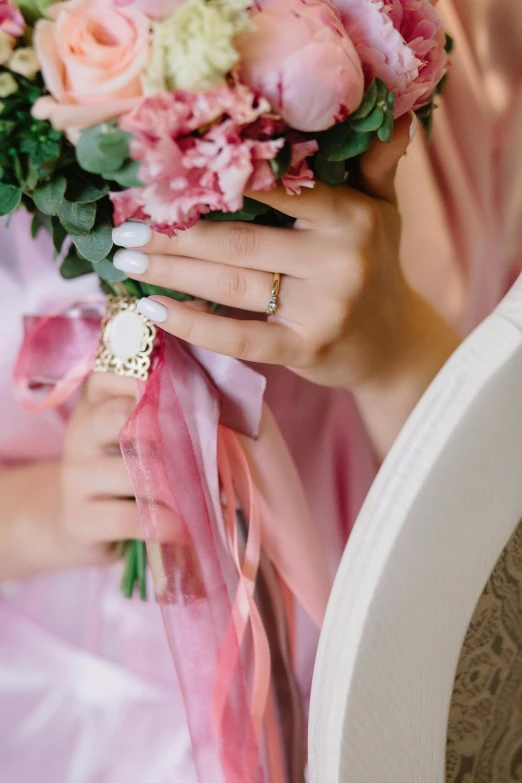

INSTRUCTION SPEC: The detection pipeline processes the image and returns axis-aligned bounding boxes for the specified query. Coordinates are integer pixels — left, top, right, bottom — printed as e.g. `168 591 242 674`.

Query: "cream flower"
9 46 40 78
145 0 252 93
0 30 14 65
0 71 17 97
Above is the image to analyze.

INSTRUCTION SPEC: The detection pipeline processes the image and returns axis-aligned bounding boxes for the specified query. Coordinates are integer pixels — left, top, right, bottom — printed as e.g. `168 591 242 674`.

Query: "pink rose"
113 0 183 18
333 0 447 117
32 0 150 132
235 0 364 133
111 86 285 234
0 0 25 37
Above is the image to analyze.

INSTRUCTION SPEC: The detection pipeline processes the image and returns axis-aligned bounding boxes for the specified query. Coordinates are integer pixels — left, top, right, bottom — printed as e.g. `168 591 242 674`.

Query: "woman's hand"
112 114 459 457
0 373 140 582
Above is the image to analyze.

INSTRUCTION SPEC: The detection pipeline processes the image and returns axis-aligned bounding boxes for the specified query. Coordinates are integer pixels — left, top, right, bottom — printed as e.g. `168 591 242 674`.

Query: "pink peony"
235 0 364 133
0 0 25 37
333 0 447 117
32 0 150 133
111 86 286 234
113 0 183 19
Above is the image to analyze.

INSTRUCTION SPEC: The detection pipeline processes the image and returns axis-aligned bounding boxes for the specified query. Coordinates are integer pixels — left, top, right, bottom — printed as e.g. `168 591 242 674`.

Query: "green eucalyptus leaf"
99 130 132 159
16 0 55 24
350 79 378 120
76 125 130 175
12 152 24 187
377 118 394 143
375 78 387 104
60 250 93 280
0 120 15 139
25 163 39 192
0 183 22 215
140 283 195 302
121 278 143 298
72 223 113 263
241 197 271 217
269 142 292 178
33 176 66 216
51 216 67 255
351 106 385 133
31 214 42 239
205 209 256 222
327 131 372 161
58 199 96 234
58 217 91 237
92 258 128 282
316 121 351 158
109 160 143 188
66 180 110 203
377 94 395 143
30 210 52 241
314 156 346 186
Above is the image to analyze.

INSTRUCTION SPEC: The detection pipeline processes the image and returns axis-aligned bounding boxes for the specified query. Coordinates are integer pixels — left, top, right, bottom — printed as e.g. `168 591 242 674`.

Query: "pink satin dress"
1 1 521 779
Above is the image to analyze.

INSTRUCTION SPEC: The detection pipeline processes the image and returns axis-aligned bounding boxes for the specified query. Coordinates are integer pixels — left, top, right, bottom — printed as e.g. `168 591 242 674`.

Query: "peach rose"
32 0 150 132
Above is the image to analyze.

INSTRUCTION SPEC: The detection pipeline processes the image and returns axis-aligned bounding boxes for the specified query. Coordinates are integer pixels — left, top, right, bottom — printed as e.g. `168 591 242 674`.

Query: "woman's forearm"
352 290 461 462
0 460 65 582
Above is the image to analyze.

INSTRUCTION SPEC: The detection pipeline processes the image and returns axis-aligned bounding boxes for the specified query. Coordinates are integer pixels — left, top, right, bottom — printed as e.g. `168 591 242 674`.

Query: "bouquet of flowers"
5 0 451 780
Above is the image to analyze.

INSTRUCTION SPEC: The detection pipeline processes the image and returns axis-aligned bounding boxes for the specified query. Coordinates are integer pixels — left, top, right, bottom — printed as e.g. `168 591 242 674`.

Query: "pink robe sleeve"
397 0 522 334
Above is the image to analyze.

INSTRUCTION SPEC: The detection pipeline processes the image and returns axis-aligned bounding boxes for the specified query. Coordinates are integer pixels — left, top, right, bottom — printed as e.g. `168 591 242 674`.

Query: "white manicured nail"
113 249 149 275
408 111 418 143
112 221 151 248
137 298 167 323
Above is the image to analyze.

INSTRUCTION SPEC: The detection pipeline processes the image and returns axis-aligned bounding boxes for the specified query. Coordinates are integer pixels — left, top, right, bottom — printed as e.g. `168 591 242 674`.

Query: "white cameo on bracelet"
93 297 157 381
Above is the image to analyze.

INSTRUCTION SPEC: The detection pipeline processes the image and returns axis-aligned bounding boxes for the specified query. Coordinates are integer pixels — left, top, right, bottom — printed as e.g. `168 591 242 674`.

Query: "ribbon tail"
120 342 267 783
234 404 332 629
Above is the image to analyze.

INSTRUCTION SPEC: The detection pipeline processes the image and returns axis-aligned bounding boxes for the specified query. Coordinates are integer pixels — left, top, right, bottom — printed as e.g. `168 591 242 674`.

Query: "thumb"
357 110 417 204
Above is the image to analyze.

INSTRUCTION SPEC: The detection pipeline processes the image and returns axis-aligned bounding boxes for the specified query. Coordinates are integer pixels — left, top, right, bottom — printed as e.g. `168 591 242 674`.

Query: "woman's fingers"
115 251 275 312
86 455 136 499
115 220 313 276
244 180 348 227
86 396 136 451
87 500 143 543
137 296 306 365
85 369 137 403
115 251 308 315
357 111 416 204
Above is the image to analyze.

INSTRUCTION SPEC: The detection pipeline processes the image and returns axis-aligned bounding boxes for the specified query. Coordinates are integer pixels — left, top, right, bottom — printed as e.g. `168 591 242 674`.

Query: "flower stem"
121 540 138 599
136 540 148 602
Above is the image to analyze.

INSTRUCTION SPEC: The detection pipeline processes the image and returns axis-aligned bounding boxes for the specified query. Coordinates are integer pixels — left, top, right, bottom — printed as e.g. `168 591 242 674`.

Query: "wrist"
352 288 460 459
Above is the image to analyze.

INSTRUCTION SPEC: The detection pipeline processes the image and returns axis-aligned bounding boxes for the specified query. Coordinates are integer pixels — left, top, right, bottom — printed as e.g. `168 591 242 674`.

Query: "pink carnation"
282 139 319 195
111 86 285 234
0 0 25 37
333 0 447 117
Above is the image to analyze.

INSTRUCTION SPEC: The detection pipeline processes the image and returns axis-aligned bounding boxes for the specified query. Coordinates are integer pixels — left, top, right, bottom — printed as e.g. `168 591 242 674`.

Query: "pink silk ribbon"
13 310 332 783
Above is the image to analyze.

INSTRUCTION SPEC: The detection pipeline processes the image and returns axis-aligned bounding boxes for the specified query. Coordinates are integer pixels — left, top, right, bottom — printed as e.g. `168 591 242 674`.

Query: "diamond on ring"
266 272 281 316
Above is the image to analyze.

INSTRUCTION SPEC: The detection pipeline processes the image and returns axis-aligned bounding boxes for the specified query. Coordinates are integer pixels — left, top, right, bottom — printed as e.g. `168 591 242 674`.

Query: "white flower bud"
0 31 15 67
0 72 18 98
9 47 40 79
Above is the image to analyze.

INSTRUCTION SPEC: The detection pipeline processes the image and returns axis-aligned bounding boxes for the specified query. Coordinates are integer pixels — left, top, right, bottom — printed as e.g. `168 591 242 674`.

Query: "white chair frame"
309 277 522 783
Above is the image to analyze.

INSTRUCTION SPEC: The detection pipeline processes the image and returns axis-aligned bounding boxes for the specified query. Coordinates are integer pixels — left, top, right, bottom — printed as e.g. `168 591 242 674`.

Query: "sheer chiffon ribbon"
13 310 332 783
